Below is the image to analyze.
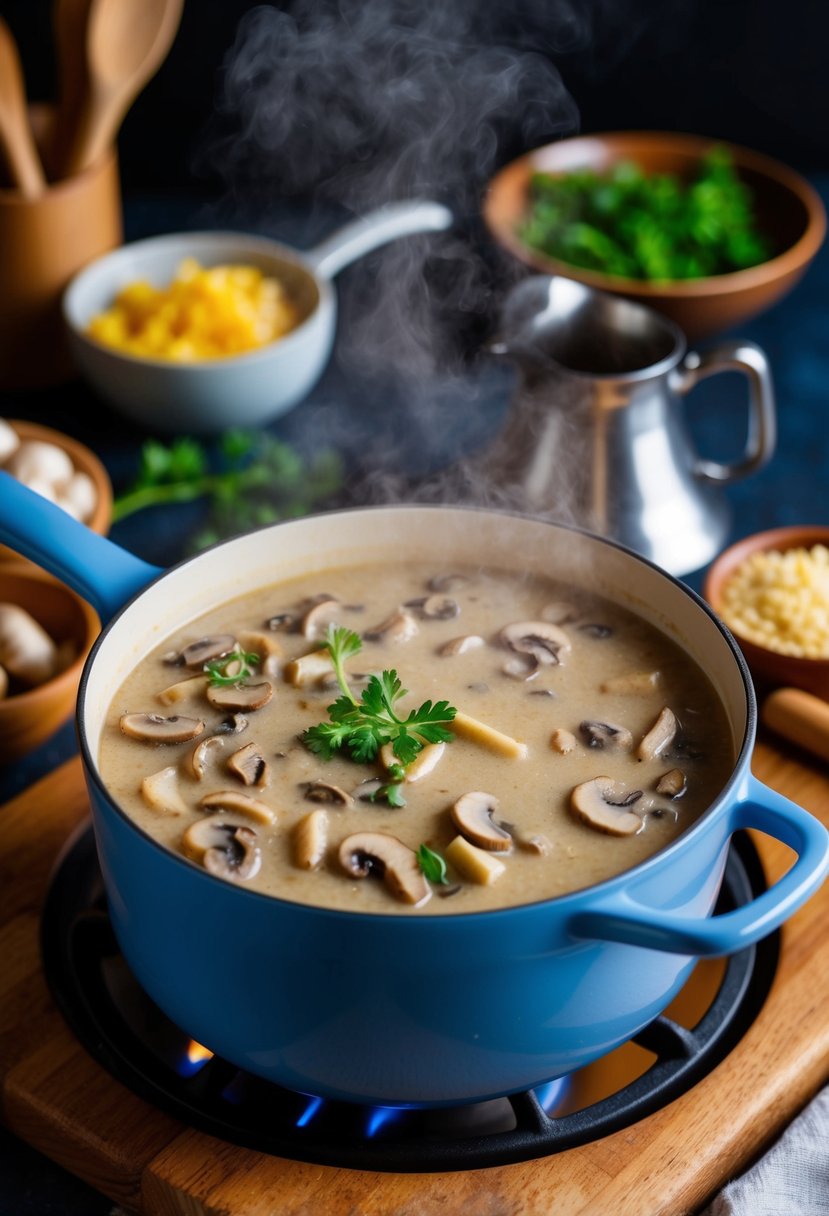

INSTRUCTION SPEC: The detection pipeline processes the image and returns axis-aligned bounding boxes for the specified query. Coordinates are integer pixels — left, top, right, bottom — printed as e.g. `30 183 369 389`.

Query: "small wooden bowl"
0 419 112 563
0 564 100 761
704 526 829 700
483 131 826 341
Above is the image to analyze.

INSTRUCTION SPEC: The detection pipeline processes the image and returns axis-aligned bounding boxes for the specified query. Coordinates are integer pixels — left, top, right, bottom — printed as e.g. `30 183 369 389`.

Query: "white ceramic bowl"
62 202 453 435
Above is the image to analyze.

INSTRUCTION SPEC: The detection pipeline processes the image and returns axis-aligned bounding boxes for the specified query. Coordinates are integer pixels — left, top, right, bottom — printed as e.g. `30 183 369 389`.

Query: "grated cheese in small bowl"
719 544 829 659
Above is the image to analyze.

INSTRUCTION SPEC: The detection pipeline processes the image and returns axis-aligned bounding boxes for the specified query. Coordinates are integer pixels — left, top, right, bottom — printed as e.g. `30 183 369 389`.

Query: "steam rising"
200 0 601 511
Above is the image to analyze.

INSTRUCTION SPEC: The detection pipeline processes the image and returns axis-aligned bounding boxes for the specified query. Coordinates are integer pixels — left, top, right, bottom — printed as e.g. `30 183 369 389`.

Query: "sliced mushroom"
601 670 661 696
499 620 571 667
338 832 430 905
284 651 335 686
570 777 644 835
188 734 225 780
227 742 270 787
364 607 419 644
301 780 353 807
238 630 283 660
119 713 205 743
178 635 237 670
428 573 467 593
380 741 446 783
354 777 385 801
450 710 528 759
199 789 275 825
182 819 261 881
444 835 506 885
515 832 552 855
215 712 248 735
301 596 341 640
420 594 460 620
266 612 296 632
578 623 612 639
451 791 512 852
206 681 273 712
541 601 577 625
638 707 679 761
579 720 633 750
550 728 577 754
502 654 540 681
655 768 687 798
140 766 189 815
157 674 208 706
439 634 484 657
293 809 328 870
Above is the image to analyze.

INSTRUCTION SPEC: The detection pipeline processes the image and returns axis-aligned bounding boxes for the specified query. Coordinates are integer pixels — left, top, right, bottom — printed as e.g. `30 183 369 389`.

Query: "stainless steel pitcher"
473 276 776 577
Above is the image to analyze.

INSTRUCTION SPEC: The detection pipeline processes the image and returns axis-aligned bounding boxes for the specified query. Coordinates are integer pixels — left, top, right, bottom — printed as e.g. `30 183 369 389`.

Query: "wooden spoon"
60 0 184 178
46 0 96 180
0 16 46 197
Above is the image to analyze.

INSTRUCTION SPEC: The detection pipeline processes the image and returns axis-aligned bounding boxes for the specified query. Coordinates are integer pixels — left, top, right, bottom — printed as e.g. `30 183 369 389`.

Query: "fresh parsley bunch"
303 626 456 806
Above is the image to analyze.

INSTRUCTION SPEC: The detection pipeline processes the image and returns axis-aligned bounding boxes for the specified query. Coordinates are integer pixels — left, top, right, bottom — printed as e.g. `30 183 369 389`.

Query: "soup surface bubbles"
99 561 734 914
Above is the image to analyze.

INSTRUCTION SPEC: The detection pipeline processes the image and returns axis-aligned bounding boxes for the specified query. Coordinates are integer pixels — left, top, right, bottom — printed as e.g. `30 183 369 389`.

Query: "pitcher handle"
672 340 776 485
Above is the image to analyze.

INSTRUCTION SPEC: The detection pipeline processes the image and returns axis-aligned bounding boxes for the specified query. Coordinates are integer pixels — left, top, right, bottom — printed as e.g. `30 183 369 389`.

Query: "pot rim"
77 503 756 923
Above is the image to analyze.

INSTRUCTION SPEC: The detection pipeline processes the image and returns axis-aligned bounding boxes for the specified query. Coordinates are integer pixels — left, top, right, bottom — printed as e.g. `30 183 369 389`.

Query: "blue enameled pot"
0 478 826 1107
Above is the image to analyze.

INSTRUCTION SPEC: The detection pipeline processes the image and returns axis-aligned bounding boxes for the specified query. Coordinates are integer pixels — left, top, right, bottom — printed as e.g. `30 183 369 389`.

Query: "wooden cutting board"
0 739 827 1216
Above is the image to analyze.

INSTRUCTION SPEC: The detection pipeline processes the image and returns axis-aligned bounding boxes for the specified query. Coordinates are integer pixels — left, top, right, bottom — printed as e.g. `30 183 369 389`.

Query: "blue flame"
365 1105 402 1138
296 1094 325 1128
535 1076 569 1112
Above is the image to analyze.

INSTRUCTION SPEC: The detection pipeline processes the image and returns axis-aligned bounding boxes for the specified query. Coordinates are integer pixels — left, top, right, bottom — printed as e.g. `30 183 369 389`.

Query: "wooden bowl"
483 131 826 341
0 419 112 563
704 525 829 700
0 563 99 761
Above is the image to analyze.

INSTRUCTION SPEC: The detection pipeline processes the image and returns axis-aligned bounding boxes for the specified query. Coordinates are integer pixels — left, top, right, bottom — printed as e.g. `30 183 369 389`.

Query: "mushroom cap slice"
638 707 679 761
199 789 275 824
284 651 335 687
119 713 205 743
301 597 341 640
451 791 512 852
439 634 484 657
338 832 430 905
188 734 225 780
140 766 189 815
499 620 571 666
364 608 419 644
301 779 353 807
157 674 208 706
420 594 460 620
656 768 687 798
179 635 237 670
227 742 270 787
570 776 644 836
182 819 261 881
206 681 273 712
579 720 633 751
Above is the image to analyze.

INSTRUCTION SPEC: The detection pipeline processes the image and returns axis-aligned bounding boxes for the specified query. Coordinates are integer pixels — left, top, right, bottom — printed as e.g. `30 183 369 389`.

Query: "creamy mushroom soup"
99 562 735 914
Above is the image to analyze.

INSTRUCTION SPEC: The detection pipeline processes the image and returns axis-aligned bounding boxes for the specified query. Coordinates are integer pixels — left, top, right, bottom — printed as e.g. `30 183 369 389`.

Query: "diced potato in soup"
99 562 734 914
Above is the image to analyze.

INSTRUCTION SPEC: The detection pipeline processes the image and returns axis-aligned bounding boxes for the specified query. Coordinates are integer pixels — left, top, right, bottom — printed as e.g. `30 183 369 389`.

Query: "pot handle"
307 200 453 280
567 777 829 957
0 472 161 623
671 340 777 485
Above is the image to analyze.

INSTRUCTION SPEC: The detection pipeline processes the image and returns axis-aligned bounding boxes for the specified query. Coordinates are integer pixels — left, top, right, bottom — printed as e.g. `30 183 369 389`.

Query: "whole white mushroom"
6 440 75 491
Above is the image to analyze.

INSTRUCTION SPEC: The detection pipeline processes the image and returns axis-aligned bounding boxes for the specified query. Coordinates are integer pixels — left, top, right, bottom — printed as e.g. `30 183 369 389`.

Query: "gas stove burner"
41 827 778 1173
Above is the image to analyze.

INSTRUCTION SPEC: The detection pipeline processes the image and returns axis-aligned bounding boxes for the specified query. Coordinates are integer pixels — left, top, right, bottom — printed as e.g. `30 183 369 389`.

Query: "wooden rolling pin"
762 687 829 764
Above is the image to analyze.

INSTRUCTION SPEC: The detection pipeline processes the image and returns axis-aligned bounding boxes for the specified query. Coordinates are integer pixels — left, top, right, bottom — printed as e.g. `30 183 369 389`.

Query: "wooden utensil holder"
0 107 122 390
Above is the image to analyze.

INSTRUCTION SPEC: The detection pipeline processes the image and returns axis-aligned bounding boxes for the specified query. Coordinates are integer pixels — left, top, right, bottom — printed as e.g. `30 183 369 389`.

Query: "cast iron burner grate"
40 826 778 1173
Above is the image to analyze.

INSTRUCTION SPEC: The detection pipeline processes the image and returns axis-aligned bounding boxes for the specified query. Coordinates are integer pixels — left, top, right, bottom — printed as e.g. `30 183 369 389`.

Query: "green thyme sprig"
303 625 456 805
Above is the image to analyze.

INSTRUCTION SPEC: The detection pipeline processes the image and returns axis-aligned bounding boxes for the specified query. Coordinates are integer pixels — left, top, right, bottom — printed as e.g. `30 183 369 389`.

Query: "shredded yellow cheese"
720 544 829 658
86 258 300 361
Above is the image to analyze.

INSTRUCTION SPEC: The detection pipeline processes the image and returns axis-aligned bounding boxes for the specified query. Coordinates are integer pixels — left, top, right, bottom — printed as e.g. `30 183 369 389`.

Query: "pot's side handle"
566 779 829 957
306 200 453 280
0 472 162 623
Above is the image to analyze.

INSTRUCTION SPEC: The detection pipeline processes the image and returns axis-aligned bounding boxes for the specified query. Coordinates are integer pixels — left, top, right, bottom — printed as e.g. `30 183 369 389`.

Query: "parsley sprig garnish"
303 626 456 803
205 649 259 686
417 843 449 885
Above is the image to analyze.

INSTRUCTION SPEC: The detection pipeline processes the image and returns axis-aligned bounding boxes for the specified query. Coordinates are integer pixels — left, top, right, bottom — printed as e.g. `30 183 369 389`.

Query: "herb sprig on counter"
304 626 457 805
112 429 342 552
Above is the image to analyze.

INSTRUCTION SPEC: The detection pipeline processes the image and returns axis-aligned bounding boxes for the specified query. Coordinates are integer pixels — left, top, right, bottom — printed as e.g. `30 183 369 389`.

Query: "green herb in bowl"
518 146 771 282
